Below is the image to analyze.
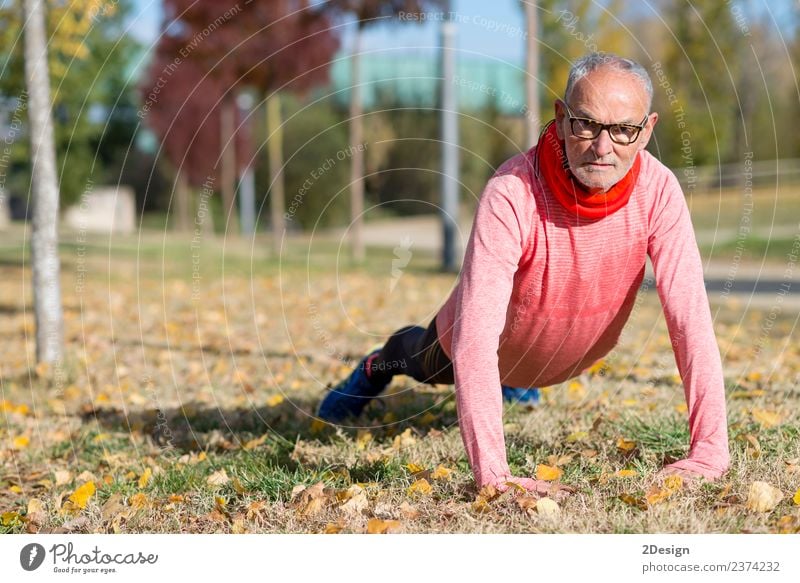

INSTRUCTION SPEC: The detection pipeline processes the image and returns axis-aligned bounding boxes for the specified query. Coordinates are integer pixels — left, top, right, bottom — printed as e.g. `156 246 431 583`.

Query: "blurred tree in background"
142 0 338 235
2 0 799 232
0 0 140 206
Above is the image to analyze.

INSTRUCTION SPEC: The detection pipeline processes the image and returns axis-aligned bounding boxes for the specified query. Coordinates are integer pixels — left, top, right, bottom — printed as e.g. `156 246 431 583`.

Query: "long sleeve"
647 174 730 479
452 176 526 487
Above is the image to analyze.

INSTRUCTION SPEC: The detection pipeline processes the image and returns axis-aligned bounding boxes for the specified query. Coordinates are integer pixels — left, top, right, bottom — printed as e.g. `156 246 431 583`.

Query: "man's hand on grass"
656 463 704 483
493 476 574 500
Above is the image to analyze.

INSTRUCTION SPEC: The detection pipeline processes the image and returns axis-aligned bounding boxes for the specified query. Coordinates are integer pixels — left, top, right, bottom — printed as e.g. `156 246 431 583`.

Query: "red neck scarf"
535 121 640 220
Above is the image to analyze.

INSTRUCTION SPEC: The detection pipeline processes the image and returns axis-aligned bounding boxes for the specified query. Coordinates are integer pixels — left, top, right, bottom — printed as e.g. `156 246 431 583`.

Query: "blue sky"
127 0 797 74
128 0 532 64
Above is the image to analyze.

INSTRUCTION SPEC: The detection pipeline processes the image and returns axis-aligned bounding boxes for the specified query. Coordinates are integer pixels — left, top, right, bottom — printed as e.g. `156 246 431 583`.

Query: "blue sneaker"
317 350 388 422
501 385 541 405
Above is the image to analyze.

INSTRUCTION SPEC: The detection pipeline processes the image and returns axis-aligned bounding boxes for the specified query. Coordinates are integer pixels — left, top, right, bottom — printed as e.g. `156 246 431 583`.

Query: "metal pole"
440 9 460 272
237 92 256 236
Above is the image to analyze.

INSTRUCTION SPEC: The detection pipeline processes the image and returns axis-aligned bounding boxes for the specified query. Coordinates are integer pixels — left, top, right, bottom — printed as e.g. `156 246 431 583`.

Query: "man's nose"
591 128 614 157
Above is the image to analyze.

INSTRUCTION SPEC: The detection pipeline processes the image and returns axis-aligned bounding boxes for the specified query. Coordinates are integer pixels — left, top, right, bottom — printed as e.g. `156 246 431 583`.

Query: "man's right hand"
492 476 574 500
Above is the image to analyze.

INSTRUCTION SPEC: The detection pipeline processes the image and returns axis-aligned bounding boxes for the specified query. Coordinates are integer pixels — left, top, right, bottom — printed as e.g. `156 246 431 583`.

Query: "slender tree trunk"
524 1 540 148
198 187 215 236
349 26 365 263
174 169 191 232
266 92 285 254
24 0 63 364
220 98 240 235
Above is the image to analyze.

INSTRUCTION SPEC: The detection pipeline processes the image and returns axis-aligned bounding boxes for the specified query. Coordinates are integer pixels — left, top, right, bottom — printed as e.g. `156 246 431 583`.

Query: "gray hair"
565 52 653 112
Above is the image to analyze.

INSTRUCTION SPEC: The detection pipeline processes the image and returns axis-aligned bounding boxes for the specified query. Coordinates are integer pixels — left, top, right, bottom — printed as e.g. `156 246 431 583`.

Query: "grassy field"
1 225 799 534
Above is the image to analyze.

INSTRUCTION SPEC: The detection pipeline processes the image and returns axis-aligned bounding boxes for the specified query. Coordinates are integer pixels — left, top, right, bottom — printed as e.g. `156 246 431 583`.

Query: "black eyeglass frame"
561 101 649 145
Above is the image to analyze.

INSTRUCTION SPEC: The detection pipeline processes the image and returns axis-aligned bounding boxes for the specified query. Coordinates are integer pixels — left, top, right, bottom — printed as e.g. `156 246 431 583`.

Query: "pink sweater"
435 148 729 487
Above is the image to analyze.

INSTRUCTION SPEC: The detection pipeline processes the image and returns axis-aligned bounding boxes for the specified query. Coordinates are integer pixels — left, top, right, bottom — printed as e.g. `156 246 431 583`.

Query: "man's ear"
554 99 567 140
637 112 659 151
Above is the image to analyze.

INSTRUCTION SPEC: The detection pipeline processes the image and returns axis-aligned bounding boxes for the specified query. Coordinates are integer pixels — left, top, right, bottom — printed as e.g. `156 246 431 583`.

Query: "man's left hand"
656 465 703 482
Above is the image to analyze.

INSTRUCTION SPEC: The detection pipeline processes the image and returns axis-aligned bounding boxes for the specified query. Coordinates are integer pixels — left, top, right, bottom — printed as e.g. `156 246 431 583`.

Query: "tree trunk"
220 98 240 235
266 92 285 254
24 0 63 364
349 26 365 263
524 1 540 148
174 169 191 231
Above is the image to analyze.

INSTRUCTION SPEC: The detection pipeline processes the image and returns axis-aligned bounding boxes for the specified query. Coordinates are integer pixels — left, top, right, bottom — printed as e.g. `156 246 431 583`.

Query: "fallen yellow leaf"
393 428 417 450
26 499 46 524
324 522 345 534
620 493 648 510
355 431 373 450
243 435 268 450
431 465 453 481
664 475 684 492
1 511 21 526
366 518 401 534
752 409 783 428
793 488 800 506
207 469 230 487
67 482 96 510
300 497 325 517
54 470 72 486
339 486 368 516
646 476 682 506
587 360 609 376
406 478 432 497
566 431 589 443
776 515 800 534
266 394 284 407
405 462 425 474
616 438 636 452
535 464 563 481
616 469 638 478
130 493 149 509
138 468 152 489
12 436 29 449
567 381 586 400
746 481 783 512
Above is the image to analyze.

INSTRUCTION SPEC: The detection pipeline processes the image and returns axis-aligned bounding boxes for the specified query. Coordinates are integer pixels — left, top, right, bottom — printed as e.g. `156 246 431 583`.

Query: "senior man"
317 52 729 494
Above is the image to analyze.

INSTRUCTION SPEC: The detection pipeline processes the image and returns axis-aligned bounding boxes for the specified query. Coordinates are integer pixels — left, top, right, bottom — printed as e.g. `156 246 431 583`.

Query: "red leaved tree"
142 0 338 239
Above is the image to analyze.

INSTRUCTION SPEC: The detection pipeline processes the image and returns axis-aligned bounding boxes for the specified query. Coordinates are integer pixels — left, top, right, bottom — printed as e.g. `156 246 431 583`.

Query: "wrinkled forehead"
567 68 650 119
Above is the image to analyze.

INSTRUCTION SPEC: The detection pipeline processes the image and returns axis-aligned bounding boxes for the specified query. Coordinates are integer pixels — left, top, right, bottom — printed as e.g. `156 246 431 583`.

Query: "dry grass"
1 227 799 534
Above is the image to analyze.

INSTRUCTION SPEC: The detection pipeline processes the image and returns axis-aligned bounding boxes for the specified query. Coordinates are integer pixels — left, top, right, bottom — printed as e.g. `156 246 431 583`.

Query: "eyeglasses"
562 102 649 145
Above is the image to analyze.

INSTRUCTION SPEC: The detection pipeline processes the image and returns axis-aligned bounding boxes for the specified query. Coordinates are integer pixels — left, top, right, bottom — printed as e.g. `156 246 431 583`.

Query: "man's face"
554 67 658 194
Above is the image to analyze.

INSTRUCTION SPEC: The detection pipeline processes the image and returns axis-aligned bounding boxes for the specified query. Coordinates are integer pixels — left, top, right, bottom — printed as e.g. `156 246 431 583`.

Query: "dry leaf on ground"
746 481 783 512
366 518 402 534
206 469 230 487
535 497 561 518
535 464 563 481
407 478 432 497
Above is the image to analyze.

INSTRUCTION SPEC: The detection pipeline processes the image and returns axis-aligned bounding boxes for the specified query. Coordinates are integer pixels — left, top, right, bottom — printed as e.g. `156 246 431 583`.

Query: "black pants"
369 316 454 386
